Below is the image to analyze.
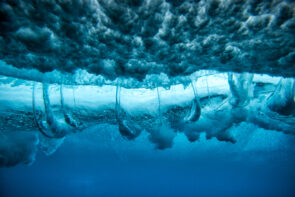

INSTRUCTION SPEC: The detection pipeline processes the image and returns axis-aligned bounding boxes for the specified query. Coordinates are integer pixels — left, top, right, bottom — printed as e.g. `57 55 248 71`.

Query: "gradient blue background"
1 124 295 197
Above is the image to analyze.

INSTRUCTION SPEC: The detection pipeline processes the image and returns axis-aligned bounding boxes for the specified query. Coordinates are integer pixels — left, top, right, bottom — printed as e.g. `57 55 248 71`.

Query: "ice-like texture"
0 71 294 166
0 0 295 169
1 0 295 80
0 2 295 196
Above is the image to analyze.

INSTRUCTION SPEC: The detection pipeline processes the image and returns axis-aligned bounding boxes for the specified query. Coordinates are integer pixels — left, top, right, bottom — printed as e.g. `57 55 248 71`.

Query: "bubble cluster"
0 0 294 80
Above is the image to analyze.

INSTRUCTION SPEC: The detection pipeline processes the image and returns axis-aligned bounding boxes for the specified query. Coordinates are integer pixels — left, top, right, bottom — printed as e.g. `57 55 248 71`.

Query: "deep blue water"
1 0 295 196
1 124 295 197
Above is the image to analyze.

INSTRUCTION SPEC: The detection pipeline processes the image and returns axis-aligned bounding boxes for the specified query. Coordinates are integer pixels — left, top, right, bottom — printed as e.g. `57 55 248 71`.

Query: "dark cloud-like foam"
149 124 176 149
0 0 295 80
0 131 38 167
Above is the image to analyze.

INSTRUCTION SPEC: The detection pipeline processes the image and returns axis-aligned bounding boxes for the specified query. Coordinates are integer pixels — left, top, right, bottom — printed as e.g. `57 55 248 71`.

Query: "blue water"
1 0 295 196
1 124 295 197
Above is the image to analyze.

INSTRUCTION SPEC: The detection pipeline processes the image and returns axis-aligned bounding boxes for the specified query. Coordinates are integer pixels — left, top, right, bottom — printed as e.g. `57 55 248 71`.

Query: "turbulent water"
1 0 295 197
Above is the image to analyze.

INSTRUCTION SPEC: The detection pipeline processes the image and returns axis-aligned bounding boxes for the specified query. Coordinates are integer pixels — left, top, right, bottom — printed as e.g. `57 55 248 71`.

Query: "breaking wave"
0 70 294 166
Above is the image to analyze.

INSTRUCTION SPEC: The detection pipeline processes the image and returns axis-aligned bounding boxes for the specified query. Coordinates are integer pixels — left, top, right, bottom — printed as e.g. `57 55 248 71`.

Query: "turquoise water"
1 0 295 196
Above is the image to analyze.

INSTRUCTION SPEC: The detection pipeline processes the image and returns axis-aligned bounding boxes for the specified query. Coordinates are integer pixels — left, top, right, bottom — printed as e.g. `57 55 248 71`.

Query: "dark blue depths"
1 123 295 197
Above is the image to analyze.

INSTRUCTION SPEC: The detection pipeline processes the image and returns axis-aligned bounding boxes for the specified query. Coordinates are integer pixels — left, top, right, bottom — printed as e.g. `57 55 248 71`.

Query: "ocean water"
1 0 295 196
1 123 295 197
0 73 295 196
